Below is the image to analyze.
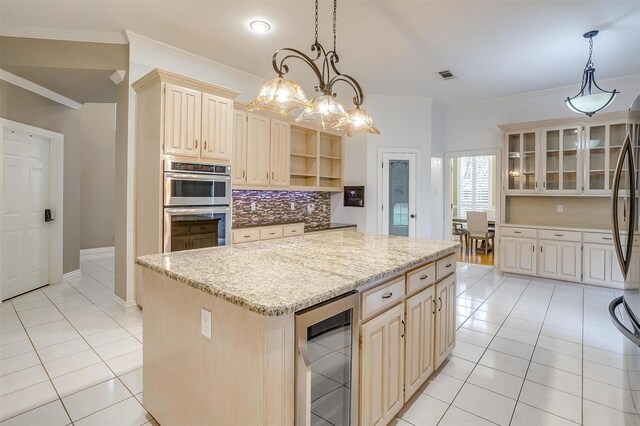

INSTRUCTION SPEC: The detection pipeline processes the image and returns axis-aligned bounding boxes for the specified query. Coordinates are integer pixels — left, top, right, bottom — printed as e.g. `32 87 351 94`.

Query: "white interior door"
381 152 417 237
2 128 50 300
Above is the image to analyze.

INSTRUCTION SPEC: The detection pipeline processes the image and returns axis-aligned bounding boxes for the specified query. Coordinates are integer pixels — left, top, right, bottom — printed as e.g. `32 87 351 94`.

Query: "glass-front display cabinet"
505 130 538 193
585 121 634 194
542 126 581 193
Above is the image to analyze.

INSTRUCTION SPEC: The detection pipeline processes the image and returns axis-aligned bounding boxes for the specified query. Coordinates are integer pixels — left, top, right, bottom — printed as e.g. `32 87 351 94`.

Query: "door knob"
44 209 54 223
410 214 416 218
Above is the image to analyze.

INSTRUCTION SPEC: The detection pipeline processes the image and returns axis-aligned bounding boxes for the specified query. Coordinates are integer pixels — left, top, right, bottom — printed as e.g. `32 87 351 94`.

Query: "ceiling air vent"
437 70 455 80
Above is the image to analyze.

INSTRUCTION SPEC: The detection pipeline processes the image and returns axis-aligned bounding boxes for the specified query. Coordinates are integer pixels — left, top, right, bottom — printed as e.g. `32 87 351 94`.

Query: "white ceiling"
2 0 640 105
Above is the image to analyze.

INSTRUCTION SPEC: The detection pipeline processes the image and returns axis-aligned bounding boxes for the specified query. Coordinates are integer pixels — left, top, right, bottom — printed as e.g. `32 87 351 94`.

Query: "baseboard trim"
113 293 139 313
80 246 115 256
62 269 82 281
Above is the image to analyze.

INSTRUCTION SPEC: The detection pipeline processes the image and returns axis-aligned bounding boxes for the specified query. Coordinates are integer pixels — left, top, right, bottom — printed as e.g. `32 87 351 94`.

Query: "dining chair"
452 222 468 248
467 211 495 255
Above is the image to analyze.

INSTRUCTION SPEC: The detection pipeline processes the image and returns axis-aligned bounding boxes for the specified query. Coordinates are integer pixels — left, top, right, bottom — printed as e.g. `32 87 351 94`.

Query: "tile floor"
0 250 152 425
3 254 640 425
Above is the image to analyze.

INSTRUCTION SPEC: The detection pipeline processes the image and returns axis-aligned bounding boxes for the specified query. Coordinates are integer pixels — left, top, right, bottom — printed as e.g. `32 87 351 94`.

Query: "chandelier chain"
586 36 594 69
333 0 337 52
314 0 319 44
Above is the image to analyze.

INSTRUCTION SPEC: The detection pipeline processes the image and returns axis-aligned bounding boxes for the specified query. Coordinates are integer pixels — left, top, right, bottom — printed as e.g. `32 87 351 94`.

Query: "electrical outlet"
251 201 257 212
201 308 212 339
322 204 326 212
290 202 295 211
557 204 564 213
307 203 315 213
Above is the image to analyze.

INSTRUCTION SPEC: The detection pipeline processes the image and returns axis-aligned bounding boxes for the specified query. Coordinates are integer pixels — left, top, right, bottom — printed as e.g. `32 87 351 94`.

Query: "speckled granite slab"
136 230 460 316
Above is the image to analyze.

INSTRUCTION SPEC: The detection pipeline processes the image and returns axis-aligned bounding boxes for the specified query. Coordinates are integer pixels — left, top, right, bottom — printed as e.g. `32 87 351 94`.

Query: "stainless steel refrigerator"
609 96 640 345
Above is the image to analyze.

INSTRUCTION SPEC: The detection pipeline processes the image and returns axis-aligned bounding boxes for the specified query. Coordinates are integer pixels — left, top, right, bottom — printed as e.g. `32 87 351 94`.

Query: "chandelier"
247 0 380 137
565 30 618 117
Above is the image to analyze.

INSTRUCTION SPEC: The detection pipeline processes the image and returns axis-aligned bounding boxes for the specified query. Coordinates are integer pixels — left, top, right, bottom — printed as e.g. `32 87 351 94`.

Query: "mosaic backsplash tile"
232 190 331 230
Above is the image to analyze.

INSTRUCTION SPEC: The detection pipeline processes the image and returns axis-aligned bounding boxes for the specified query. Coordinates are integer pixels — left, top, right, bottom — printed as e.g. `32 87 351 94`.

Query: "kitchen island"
136 230 459 425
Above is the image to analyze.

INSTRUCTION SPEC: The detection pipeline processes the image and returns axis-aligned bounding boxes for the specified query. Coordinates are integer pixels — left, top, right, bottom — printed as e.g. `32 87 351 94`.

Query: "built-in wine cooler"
295 291 360 426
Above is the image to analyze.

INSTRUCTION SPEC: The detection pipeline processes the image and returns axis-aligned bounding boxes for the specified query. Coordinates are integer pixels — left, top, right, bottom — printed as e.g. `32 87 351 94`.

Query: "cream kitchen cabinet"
231 111 248 185
240 115 290 187
404 285 435 401
201 93 233 161
500 237 536 275
434 274 456 369
360 302 405 426
538 239 581 281
504 130 538 193
164 83 201 158
541 125 582 193
163 83 234 161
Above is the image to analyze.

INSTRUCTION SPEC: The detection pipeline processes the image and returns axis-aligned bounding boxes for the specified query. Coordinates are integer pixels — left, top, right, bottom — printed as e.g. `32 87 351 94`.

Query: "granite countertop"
136 230 459 316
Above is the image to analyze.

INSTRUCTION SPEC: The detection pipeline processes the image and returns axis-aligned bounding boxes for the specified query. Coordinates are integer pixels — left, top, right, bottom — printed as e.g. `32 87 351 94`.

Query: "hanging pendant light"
247 0 379 136
565 30 619 117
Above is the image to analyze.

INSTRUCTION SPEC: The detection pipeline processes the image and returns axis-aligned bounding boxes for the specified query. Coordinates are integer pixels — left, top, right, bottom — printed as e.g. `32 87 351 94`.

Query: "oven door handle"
164 172 230 182
164 206 230 215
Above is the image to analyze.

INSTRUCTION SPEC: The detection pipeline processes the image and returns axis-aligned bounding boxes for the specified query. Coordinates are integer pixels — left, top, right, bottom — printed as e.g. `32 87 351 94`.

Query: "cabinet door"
558 242 581 281
505 131 538 193
164 83 201 157
542 126 581 193
500 237 536 275
539 240 559 278
583 244 607 285
231 111 248 185
404 286 435 401
246 114 270 186
435 275 456 369
201 94 233 161
270 119 291 187
360 303 404 426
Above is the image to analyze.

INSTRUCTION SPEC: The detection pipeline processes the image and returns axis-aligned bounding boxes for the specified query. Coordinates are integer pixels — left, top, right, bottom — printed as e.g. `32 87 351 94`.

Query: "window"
457 156 493 218
393 203 409 226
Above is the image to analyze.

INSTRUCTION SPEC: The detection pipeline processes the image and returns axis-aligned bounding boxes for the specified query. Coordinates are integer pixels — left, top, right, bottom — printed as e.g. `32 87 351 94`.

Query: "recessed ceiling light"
249 20 271 33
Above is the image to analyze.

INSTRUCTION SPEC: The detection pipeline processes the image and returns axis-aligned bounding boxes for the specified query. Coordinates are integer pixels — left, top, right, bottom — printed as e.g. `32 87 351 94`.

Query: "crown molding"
131 69 240 99
124 30 266 84
0 25 127 44
0 69 82 109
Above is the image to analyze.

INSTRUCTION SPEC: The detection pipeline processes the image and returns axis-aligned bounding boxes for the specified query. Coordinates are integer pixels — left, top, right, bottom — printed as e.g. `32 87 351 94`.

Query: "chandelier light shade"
565 30 619 117
247 0 379 136
335 106 380 137
295 94 349 129
246 77 309 115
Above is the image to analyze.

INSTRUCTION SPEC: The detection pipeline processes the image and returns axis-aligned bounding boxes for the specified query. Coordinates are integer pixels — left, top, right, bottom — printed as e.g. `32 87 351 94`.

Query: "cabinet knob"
195 139 198 149
420 274 429 280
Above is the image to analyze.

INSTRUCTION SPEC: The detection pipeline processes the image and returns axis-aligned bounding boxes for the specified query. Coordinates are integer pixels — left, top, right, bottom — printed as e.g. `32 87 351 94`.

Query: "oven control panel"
166 161 230 175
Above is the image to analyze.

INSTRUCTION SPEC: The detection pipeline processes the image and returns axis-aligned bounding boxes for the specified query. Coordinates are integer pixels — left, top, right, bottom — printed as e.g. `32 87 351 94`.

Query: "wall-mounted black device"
44 209 54 222
344 186 365 207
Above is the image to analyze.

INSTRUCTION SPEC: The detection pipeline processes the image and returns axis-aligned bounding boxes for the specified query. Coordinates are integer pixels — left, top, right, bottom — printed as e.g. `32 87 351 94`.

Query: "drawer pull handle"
269 232 276 235
603 237 613 240
291 230 297 233
401 320 405 338
243 235 250 238
382 292 393 299
514 231 522 234
554 234 564 237
446 263 452 268
438 297 443 312
432 299 437 314
420 274 429 280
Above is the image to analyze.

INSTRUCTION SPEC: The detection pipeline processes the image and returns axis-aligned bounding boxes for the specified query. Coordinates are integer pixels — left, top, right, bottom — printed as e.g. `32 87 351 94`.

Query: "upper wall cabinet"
504 130 538 194
133 69 239 164
500 111 640 196
541 125 581 193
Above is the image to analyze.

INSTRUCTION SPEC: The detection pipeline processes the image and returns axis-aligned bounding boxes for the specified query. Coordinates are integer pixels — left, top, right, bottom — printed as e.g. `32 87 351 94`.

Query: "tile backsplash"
232 190 331 230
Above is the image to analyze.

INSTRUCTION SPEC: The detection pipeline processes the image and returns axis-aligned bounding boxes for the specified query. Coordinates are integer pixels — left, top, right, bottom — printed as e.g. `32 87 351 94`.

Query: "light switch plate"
307 203 315 213
201 308 212 339
290 202 295 211
557 204 564 213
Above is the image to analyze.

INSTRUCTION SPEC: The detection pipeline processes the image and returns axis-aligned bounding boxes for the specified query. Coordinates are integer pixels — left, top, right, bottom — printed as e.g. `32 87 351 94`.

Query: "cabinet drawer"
362 277 405 320
283 223 304 237
500 227 537 239
583 232 614 245
172 224 190 237
406 262 436 295
538 229 581 242
232 229 260 244
436 254 456 279
260 227 283 240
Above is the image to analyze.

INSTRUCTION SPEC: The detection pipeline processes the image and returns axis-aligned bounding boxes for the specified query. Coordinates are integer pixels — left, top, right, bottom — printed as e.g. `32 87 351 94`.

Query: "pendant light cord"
314 0 319 45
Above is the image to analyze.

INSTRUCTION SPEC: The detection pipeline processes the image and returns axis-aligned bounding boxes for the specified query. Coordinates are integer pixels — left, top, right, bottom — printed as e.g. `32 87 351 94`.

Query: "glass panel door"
587 125 606 191
389 160 409 237
522 132 536 190
545 130 560 190
610 123 628 190
507 133 521 190
562 128 579 191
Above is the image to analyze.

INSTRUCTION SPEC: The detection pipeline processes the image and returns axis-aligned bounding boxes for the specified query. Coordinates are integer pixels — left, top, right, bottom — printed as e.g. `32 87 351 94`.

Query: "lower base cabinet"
359 271 456 426
584 244 640 287
539 240 581 281
500 237 536 275
360 303 405 426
